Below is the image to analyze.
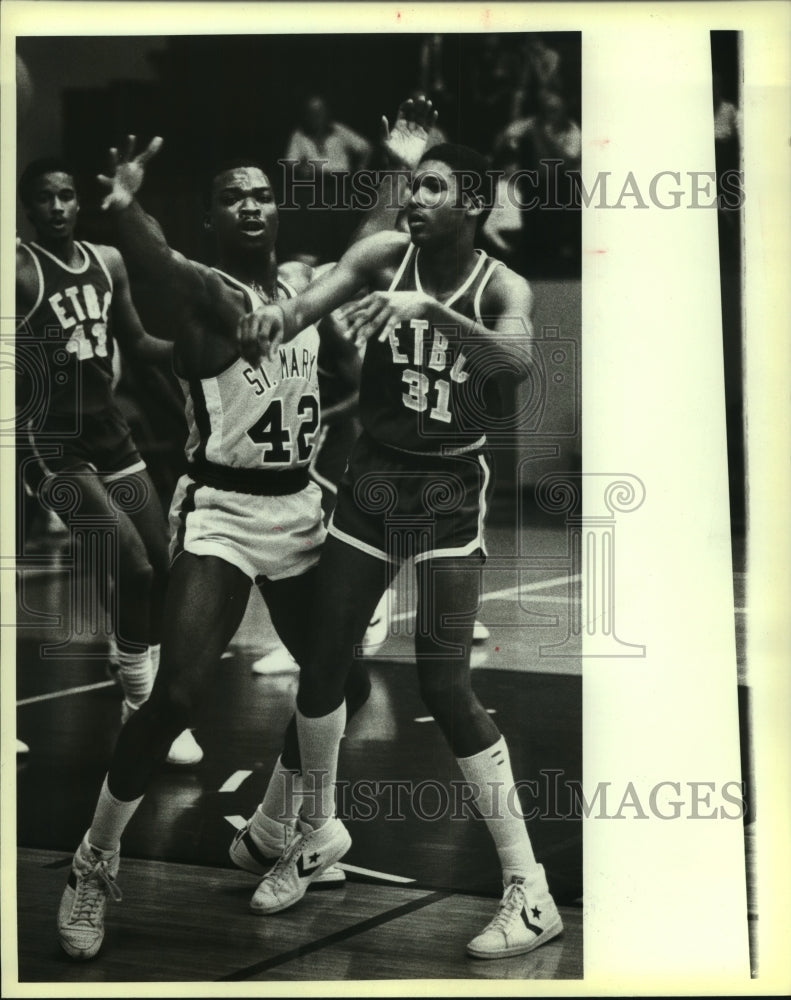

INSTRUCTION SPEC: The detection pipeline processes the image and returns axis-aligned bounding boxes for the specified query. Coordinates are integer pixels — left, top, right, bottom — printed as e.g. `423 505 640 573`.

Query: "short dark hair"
418 142 494 225
202 156 272 209
18 157 75 206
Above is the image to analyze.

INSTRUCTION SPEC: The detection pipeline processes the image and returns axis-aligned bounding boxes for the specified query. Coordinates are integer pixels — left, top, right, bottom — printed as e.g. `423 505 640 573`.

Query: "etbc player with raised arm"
237 143 563 960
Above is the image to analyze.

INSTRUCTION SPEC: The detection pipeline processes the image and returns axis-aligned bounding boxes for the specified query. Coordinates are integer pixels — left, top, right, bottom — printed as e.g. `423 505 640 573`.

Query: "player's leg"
231 568 319 869
118 468 201 765
413 555 498 754
119 466 169 656
57 552 251 960
248 536 394 914
53 465 156 716
414 555 563 959
311 419 394 659
231 564 373 879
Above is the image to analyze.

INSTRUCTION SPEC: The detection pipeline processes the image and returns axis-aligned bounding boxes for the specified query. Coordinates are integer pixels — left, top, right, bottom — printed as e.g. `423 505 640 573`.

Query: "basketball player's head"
203 158 279 255
408 143 492 247
19 158 79 244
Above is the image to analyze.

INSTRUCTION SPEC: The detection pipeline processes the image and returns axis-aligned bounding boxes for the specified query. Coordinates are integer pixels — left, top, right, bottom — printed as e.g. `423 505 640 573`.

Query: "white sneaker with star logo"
249 816 351 914
467 867 563 959
229 817 346 886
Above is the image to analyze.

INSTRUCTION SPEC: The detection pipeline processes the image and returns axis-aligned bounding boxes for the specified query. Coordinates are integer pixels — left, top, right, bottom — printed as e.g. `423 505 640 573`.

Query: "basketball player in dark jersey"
15 160 200 765
56 99 438 960
237 144 563 959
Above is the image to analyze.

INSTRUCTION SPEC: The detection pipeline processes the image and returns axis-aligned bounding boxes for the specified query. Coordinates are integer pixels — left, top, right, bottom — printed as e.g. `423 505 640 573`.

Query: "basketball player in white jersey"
16 159 199 765
237 144 563 959
56 98 438 960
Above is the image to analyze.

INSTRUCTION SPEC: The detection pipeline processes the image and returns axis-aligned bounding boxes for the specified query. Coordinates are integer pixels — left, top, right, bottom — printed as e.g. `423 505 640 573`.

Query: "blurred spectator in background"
282 95 372 264
520 87 581 177
521 36 563 106
516 87 581 276
468 34 528 150
481 134 526 273
287 95 373 176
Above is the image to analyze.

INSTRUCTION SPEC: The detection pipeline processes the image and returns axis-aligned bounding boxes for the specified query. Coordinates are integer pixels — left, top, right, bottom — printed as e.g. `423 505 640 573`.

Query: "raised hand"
97 135 163 211
380 96 439 170
237 304 287 366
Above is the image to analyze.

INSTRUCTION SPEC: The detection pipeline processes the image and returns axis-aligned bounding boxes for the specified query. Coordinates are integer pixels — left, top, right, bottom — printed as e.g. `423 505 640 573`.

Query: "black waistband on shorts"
187 459 311 495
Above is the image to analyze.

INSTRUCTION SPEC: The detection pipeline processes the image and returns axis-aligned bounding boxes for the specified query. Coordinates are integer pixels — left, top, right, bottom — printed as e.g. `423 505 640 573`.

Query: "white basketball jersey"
180 272 321 471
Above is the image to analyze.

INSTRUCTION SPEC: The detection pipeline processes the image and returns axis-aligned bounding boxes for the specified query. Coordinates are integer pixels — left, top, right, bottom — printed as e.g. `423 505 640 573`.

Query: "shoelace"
262 829 308 890
487 882 527 934
72 857 123 925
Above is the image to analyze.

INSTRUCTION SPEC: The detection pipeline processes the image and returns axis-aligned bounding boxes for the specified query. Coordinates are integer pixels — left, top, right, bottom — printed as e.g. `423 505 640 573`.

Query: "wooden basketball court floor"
10 520 750 985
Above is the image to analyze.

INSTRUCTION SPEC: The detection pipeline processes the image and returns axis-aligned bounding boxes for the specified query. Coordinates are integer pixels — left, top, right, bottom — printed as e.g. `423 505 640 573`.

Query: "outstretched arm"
238 230 407 365
99 246 173 364
97 135 208 317
343 267 535 382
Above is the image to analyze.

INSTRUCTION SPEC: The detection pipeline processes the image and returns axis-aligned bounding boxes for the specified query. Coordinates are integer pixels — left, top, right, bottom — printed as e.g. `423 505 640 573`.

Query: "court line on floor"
416 708 496 723
17 679 115 707
219 770 252 793
217 888 451 981
389 575 579 625
337 862 416 884
481 574 579 604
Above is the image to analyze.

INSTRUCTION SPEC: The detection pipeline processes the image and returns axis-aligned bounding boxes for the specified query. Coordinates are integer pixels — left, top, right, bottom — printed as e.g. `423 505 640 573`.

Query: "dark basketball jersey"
358 243 504 454
18 241 115 418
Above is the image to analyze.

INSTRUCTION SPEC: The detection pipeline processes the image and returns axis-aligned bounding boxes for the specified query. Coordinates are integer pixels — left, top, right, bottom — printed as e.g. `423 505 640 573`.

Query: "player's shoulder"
16 241 34 269
185 259 233 304
480 255 533 312
86 242 120 264
85 242 127 280
16 243 38 299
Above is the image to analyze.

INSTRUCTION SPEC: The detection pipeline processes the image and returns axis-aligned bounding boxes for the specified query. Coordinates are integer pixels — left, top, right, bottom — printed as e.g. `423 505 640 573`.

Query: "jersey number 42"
246 396 319 463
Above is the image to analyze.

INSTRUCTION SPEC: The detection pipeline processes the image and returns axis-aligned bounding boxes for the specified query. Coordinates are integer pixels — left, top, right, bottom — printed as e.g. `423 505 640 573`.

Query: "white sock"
249 807 293 855
457 735 540 884
149 643 161 681
258 755 302 826
116 647 153 707
88 775 144 853
296 703 345 830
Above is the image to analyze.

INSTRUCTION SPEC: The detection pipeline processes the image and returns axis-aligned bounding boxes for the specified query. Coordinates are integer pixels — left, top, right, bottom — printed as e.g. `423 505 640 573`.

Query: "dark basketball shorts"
309 417 361 518
28 406 145 483
328 431 492 564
